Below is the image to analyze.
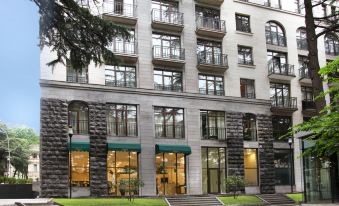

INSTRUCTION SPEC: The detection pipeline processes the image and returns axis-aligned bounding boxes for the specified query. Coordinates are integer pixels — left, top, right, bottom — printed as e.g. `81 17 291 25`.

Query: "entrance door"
208 169 219 193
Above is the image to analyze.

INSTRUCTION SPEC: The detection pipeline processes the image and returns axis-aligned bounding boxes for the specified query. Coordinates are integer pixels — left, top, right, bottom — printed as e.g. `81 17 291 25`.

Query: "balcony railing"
155 124 184 139
302 100 316 111
69 120 88 135
102 1 136 17
196 16 226 32
266 31 286 47
297 38 308 50
152 45 185 61
197 51 228 67
107 122 137 136
238 58 254 65
199 88 224 96
299 66 310 79
268 62 295 76
110 40 137 54
325 44 339 56
151 9 184 25
67 73 88 84
271 96 297 109
154 84 182 92
105 79 136 88
201 127 226 140
243 128 257 141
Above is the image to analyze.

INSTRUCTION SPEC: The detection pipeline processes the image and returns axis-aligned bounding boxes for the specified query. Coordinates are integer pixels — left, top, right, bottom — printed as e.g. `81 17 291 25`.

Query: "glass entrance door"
208 169 219 193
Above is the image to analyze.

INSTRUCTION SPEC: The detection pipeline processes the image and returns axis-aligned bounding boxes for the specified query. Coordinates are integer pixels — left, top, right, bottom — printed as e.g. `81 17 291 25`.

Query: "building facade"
40 0 339 198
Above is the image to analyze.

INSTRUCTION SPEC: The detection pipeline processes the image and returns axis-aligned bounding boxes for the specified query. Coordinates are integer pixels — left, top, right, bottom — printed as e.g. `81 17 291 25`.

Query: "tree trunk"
304 0 327 113
13 169 17 177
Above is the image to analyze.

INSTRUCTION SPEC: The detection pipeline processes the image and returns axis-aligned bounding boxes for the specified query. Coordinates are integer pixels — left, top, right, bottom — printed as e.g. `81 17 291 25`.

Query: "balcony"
154 84 182 92
201 127 226 140
325 46 339 57
195 0 224 6
109 40 138 63
270 96 298 113
299 66 312 84
105 79 136 88
152 45 185 68
199 88 224 96
196 16 226 39
67 73 88 84
151 9 184 33
107 122 137 137
197 51 228 73
266 31 286 47
297 38 308 51
69 120 88 135
155 124 184 139
302 100 317 117
268 62 295 81
102 1 137 25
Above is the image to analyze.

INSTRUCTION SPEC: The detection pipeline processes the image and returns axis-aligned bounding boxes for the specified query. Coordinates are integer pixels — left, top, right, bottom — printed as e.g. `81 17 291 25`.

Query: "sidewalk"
0 199 52 206
301 204 339 206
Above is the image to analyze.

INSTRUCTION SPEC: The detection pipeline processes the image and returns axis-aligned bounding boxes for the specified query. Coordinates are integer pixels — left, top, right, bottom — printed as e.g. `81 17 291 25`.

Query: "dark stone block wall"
40 98 69 197
88 102 108 197
257 114 275 194
226 112 244 177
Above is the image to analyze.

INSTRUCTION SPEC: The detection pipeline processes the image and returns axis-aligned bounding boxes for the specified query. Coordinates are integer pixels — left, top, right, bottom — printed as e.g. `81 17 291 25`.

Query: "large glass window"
235 14 251 33
240 79 255 99
324 34 339 56
70 151 89 187
296 28 308 50
244 149 258 186
66 64 88 84
152 33 181 59
156 153 186 195
272 115 292 140
107 104 137 137
201 147 227 194
68 102 89 135
238 46 253 65
111 29 135 54
154 107 184 139
105 65 136 88
243 113 257 141
154 69 182 92
107 151 138 196
274 149 294 185
199 74 224 96
298 55 309 79
151 0 180 25
200 111 226 140
267 51 290 75
197 40 222 65
270 82 291 107
195 6 222 31
265 21 286 46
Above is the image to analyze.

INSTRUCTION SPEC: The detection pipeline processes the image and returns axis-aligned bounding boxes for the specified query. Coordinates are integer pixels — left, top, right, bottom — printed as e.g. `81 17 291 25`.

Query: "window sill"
107 135 139 138
235 31 254 36
238 63 256 69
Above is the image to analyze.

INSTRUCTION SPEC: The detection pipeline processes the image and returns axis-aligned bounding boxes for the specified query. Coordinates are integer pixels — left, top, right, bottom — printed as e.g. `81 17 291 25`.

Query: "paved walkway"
301 204 339 206
0 199 52 206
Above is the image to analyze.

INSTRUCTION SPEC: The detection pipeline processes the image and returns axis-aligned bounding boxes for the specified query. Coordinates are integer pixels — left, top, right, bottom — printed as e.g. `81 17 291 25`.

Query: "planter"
0 184 33 199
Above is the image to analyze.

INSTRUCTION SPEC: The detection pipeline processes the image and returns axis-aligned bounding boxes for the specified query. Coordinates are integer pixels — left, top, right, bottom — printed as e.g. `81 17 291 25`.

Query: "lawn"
53 198 168 206
218 195 263 205
286 193 304 203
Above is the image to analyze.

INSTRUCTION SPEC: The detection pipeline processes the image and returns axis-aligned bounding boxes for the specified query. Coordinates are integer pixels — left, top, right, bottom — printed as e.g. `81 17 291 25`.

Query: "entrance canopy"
68 142 90 151
155 144 191 155
107 143 141 152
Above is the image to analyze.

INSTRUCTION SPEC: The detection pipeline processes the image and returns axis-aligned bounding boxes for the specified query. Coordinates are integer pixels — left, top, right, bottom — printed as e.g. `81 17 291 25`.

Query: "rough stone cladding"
257 114 275 194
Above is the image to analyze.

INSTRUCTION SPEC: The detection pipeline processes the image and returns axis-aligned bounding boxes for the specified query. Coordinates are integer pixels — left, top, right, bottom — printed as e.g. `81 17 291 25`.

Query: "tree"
118 178 144 202
31 0 130 70
224 176 245 199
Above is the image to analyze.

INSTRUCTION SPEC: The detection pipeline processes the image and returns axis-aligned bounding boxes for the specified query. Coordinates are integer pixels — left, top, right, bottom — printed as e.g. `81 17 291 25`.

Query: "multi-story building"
27 144 40 182
40 0 339 198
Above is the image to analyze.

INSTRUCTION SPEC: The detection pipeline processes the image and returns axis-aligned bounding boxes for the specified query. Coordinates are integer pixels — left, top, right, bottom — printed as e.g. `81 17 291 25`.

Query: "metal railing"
302 100 316 111
299 66 310 79
268 61 295 76
152 45 185 60
238 58 254 65
243 128 257 141
325 43 339 56
105 79 136 88
155 124 184 139
151 9 184 25
67 73 88 84
297 38 308 50
199 88 224 96
154 84 182 92
241 92 256 99
196 16 226 32
107 122 137 136
197 51 228 67
271 96 297 109
102 1 136 17
266 31 286 47
110 40 137 54
69 120 88 135
201 127 226 140
236 23 251 33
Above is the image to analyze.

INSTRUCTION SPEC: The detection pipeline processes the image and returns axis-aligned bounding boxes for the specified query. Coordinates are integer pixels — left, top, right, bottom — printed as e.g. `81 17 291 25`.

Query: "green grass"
218 195 263 205
286 193 304 203
53 198 167 206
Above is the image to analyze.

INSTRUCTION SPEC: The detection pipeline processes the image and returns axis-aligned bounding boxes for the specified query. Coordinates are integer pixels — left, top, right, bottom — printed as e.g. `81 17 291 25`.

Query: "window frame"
105 65 137 88
153 69 183 92
154 106 185 139
235 14 251 33
199 74 224 96
106 104 138 137
240 78 256 99
238 46 253 65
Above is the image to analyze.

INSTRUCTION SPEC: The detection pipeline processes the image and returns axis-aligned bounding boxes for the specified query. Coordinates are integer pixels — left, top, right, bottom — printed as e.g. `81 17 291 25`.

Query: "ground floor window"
70 151 89 187
244 149 258 186
201 147 227 194
156 153 186 195
107 151 138 196
274 149 294 185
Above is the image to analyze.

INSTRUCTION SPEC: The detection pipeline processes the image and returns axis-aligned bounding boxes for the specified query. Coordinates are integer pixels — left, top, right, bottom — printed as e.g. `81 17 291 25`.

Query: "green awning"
68 142 90 151
107 143 141 152
155 144 191 155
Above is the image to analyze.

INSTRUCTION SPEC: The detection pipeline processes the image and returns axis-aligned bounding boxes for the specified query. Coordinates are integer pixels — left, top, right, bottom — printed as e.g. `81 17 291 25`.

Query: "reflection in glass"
244 149 258 186
274 149 294 185
70 151 90 187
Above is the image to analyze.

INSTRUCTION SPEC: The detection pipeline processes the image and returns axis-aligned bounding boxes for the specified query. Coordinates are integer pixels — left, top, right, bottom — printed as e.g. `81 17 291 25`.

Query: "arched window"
243 113 257 141
324 34 339 56
68 101 89 135
265 21 286 46
296 27 308 50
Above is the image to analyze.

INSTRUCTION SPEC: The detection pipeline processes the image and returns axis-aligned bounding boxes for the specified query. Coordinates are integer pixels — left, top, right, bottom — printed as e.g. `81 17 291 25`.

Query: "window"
111 29 135 54
102 0 135 17
33 164 38 172
272 115 292 140
107 104 137 137
66 64 88 84
243 113 257 141
270 83 291 107
196 6 223 31
324 34 339 56
105 65 136 88
264 0 281 9
236 14 251 33
238 46 253 65
68 102 89 135
200 111 226 140
197 39 223 65
240 79 255 99
154 107 184 139
265 21 286 46
107 151 138 196
301 86 316 110
70 151 90 187
151 0 182 25
199 74 224 96
32 153 37 159
298 56 309 79
274 149 294 185
152 33 182 59
244 149 258 186
296 28 308 50
267 51 291 75
154 69 182 92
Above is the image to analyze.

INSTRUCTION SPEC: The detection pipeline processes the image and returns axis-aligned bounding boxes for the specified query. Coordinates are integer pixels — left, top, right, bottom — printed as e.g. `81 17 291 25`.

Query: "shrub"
0 176 32 184
225 176 245 199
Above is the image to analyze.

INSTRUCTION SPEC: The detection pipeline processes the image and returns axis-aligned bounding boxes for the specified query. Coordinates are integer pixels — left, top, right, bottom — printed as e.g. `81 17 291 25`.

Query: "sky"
0 0 40 132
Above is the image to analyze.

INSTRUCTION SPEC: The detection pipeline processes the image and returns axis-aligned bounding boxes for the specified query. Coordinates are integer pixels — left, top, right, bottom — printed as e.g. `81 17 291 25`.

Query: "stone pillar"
40 98 69 197
257 114 275 194
226 112 244 176
88 102 108 197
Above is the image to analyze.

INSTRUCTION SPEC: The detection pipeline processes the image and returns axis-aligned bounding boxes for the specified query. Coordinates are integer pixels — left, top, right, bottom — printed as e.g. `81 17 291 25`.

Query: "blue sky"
0 0 40 132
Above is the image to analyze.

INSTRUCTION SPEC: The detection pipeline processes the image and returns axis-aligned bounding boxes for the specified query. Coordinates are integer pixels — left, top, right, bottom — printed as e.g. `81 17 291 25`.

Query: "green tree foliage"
225 176 245 199
118 178 145 202
32 0 130 70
